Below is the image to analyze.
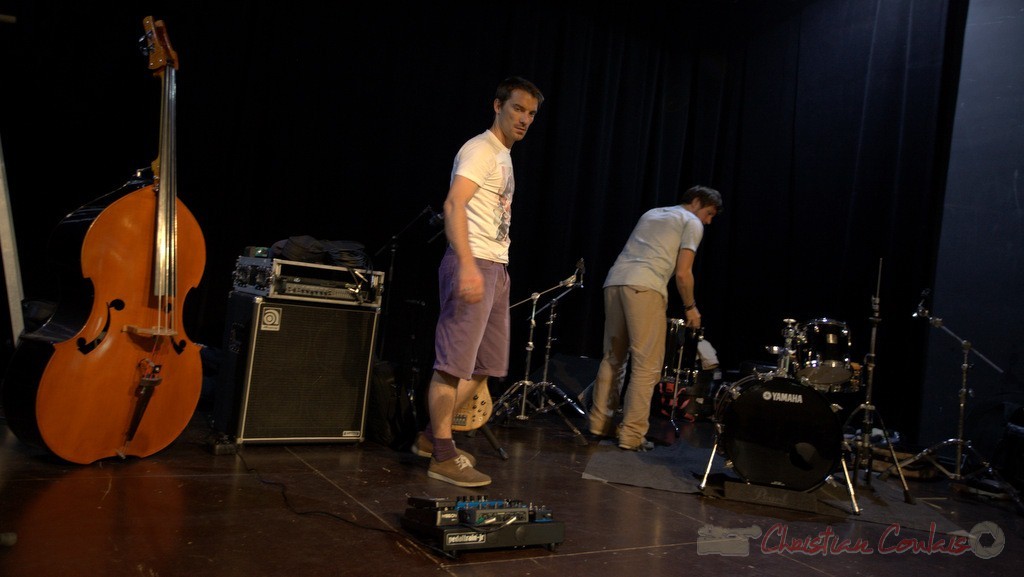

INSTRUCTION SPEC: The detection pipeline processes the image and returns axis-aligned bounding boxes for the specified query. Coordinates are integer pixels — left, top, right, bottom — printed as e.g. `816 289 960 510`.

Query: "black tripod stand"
840 259 913 507
491 261 588 445
880 302 1024 513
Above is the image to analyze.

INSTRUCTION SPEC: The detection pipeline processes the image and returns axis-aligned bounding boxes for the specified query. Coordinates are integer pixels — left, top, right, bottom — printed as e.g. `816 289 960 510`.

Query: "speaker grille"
230 296 378 443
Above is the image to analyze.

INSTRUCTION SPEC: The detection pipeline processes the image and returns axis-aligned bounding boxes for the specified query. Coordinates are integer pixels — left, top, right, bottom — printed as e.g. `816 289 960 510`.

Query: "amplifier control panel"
232 257 384 308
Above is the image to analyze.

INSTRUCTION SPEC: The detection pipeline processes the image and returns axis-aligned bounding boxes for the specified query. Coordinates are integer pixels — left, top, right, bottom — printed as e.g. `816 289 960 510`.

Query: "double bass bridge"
123 324 187 354
122 325 178 337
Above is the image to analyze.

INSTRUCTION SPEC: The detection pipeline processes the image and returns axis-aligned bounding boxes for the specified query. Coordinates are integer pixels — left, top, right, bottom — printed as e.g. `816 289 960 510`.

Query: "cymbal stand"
880 309 1024 513
491 262 587 445
530 285 589 443
841 259 913 505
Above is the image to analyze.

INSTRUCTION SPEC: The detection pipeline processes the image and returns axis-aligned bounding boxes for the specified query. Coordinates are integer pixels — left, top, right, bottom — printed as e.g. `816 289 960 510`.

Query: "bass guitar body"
1 16 206 464
452 381 493 432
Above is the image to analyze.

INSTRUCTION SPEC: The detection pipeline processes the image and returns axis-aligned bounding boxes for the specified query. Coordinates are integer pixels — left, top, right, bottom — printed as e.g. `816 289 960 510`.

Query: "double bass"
1 16 205 464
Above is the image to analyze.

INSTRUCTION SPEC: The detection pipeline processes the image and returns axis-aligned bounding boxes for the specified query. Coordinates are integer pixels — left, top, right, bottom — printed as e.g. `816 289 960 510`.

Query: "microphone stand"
491 261 588 445
368 205 440 446
880 301 1024 513
371 205 439 359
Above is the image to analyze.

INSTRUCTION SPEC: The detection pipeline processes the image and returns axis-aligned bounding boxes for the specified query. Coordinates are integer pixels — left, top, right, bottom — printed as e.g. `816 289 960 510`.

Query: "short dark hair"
679 185 723 212
496 76 545 106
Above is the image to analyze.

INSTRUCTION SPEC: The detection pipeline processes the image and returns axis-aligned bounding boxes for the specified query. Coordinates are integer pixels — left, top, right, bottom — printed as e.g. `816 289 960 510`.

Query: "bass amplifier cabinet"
214 291 379 444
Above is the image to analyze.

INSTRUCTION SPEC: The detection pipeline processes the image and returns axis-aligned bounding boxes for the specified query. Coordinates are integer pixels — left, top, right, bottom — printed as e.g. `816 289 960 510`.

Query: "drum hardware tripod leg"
667 368 695 437
490 265 587 445
530 292 586 417
665 335 685 436
844 349 914 501
667 326 703 436
837 439 862 514
846 399 913 504
700 427 862 513
526 289 587 445
847 259 914 503
490 292 537 424
878 314 1024 513
698 433 720 492
465 424 510 460
700 383 743 492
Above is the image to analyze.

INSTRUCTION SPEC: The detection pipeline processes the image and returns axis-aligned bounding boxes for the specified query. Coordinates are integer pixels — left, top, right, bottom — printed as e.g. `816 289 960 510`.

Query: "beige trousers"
589 285 667 445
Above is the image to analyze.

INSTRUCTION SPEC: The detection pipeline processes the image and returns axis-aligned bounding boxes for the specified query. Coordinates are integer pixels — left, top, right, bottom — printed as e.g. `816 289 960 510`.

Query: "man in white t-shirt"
411 76 544 487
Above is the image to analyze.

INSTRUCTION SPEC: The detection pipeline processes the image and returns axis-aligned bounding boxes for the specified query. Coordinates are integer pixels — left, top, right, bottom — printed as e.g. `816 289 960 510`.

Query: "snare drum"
794 318 853 392
714 374 841 491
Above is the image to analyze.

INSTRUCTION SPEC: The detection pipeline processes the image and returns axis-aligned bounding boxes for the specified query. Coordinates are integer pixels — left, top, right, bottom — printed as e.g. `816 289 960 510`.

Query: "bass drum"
714 374 841 491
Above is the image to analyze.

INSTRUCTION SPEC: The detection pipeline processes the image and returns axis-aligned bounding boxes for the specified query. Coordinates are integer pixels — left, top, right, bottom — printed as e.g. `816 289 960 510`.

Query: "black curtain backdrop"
921 0 1024 452
0 0 969 444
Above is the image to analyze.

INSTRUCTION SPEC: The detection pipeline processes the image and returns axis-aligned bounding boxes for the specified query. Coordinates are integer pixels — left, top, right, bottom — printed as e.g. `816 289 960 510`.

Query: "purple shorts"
433 247 510 381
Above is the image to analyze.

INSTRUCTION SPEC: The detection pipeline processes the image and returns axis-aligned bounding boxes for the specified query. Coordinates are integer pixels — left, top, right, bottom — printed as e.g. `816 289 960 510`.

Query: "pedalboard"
401 495 564 558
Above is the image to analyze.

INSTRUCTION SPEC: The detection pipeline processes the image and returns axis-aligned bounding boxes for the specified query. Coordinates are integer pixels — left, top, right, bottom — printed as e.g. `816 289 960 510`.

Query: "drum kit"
640 262 1019 513
656 317 861 440
696 317 863 493
696 261 915 512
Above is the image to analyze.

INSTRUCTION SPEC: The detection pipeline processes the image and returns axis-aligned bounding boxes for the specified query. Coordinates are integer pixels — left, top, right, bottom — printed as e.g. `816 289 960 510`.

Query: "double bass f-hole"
75 298 125 354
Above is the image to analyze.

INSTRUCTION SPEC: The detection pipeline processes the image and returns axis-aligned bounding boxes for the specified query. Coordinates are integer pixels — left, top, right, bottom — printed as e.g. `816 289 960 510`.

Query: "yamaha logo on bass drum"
762 390 804 403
